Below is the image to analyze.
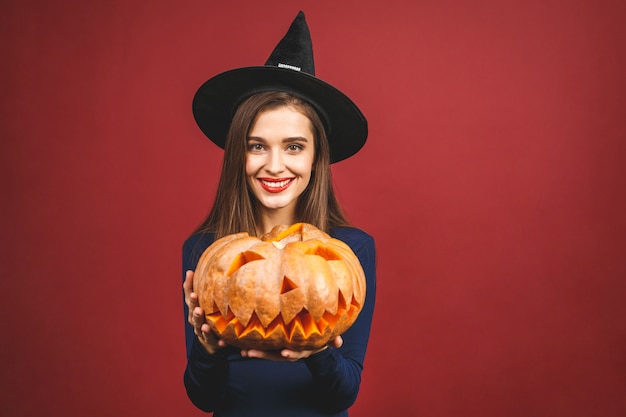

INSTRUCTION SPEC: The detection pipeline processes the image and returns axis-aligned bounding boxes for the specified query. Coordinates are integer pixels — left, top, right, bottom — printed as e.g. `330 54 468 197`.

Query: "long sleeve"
184 338 229 412
303 228 377 413
182 233 227 412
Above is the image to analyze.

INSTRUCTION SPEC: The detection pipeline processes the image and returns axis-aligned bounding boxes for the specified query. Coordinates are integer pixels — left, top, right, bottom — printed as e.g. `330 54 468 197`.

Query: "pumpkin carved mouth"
206 289 362 347
194 223 366 350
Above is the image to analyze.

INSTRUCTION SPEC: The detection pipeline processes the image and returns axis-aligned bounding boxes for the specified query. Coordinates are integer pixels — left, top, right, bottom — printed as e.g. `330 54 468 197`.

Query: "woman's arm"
182 234 229 412
183 337 228 412
303 230 377 413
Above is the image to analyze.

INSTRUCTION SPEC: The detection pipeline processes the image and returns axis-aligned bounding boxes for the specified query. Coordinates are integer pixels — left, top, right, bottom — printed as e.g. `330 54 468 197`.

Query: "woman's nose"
266 149 285 174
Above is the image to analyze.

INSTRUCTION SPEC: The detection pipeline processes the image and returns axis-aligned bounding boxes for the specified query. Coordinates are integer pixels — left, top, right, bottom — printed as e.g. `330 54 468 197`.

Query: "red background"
2 1 625 416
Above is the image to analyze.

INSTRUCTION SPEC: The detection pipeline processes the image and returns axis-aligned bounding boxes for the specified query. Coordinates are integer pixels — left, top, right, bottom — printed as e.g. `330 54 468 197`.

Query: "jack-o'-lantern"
193 223 366 350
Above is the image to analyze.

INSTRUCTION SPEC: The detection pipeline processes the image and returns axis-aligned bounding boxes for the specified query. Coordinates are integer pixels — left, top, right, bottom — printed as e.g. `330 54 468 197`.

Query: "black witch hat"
192 11 367 163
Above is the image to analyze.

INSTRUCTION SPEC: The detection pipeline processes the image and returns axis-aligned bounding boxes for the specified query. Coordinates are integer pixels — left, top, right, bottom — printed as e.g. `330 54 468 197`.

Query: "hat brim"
192 66 367 163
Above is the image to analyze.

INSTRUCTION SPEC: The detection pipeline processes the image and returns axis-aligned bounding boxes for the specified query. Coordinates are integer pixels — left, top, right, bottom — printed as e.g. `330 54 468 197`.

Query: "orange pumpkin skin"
193 223 366 350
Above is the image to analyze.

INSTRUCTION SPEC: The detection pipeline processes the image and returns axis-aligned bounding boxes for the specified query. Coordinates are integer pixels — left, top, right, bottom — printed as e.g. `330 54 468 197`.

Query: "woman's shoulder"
330 226 376 275
183 231 217 251
329 226 375 249
182 231 217 270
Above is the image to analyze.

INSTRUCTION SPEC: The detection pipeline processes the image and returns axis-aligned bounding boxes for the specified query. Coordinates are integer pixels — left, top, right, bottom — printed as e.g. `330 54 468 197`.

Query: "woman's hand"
241 336 343 362
183 270 227 354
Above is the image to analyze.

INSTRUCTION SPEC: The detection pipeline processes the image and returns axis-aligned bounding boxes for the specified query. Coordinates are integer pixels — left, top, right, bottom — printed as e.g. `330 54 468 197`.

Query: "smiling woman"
181 11 376 417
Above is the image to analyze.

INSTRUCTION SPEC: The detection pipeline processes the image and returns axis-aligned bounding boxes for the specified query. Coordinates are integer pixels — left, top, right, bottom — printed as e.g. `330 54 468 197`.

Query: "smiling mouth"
258 178 294 193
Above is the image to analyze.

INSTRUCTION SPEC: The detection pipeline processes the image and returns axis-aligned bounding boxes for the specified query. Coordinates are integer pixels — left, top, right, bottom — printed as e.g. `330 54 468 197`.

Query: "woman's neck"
256 207 296 236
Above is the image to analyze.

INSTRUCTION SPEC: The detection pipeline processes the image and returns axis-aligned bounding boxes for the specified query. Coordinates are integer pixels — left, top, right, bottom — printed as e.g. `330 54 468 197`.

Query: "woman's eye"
248 143 264 151
287 144 303 152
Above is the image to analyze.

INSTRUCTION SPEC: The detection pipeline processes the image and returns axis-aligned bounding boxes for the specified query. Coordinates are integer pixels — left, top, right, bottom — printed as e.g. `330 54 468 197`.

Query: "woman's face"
245 106 315 218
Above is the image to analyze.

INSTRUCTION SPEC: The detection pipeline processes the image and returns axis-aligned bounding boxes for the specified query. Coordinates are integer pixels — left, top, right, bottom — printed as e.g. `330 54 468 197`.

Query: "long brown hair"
194 91 349 238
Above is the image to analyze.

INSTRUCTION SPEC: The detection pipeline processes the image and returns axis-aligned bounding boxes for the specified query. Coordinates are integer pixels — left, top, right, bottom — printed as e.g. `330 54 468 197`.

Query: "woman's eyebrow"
247 136 309 143
283 136 309 143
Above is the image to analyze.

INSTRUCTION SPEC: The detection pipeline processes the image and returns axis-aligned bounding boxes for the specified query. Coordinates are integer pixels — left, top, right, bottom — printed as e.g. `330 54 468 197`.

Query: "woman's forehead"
249 107 314 138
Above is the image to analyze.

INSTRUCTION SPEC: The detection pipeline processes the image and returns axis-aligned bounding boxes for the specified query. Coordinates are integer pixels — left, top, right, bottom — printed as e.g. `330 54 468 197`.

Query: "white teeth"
261 179 291 188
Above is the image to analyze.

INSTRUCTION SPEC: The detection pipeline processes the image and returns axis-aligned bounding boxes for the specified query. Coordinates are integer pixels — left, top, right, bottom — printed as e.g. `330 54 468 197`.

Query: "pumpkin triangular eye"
280 276 298 294
227 250 265 276
305 244 341 261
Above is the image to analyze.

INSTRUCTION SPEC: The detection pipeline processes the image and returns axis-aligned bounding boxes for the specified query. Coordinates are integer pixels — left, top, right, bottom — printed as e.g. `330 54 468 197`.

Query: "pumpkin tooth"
280 282 305 324
320 310 339 329
288 318 303 341
286 316 306 342
347 305 359 319
316 316 330 334
337 290 348 311
283 310 322 341
239 323 266 338
207 308 237 333
265 316 288 340
301 312 321 337
206 301 221 315
237 311 264 337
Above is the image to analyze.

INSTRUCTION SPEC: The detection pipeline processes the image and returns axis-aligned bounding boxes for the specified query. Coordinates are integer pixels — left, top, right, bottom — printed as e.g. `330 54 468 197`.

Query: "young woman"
182 12 376 417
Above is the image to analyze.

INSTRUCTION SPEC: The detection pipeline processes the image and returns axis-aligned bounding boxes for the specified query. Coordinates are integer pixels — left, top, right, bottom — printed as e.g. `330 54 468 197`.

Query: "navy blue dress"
182 227 377 417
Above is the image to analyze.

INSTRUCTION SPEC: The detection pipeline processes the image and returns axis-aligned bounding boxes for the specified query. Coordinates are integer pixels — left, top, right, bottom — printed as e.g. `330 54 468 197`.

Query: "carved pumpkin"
193 223 366 350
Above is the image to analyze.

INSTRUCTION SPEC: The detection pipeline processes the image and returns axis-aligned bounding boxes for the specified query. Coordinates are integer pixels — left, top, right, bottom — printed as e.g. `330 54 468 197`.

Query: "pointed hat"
192 11 367 163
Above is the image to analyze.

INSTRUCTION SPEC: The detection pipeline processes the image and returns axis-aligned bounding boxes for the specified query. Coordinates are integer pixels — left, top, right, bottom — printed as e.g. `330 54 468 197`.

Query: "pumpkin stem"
270 223 305 242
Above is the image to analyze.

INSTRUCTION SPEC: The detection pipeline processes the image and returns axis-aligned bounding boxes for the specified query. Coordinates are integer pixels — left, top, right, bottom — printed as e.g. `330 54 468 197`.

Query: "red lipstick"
258 177 294 193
